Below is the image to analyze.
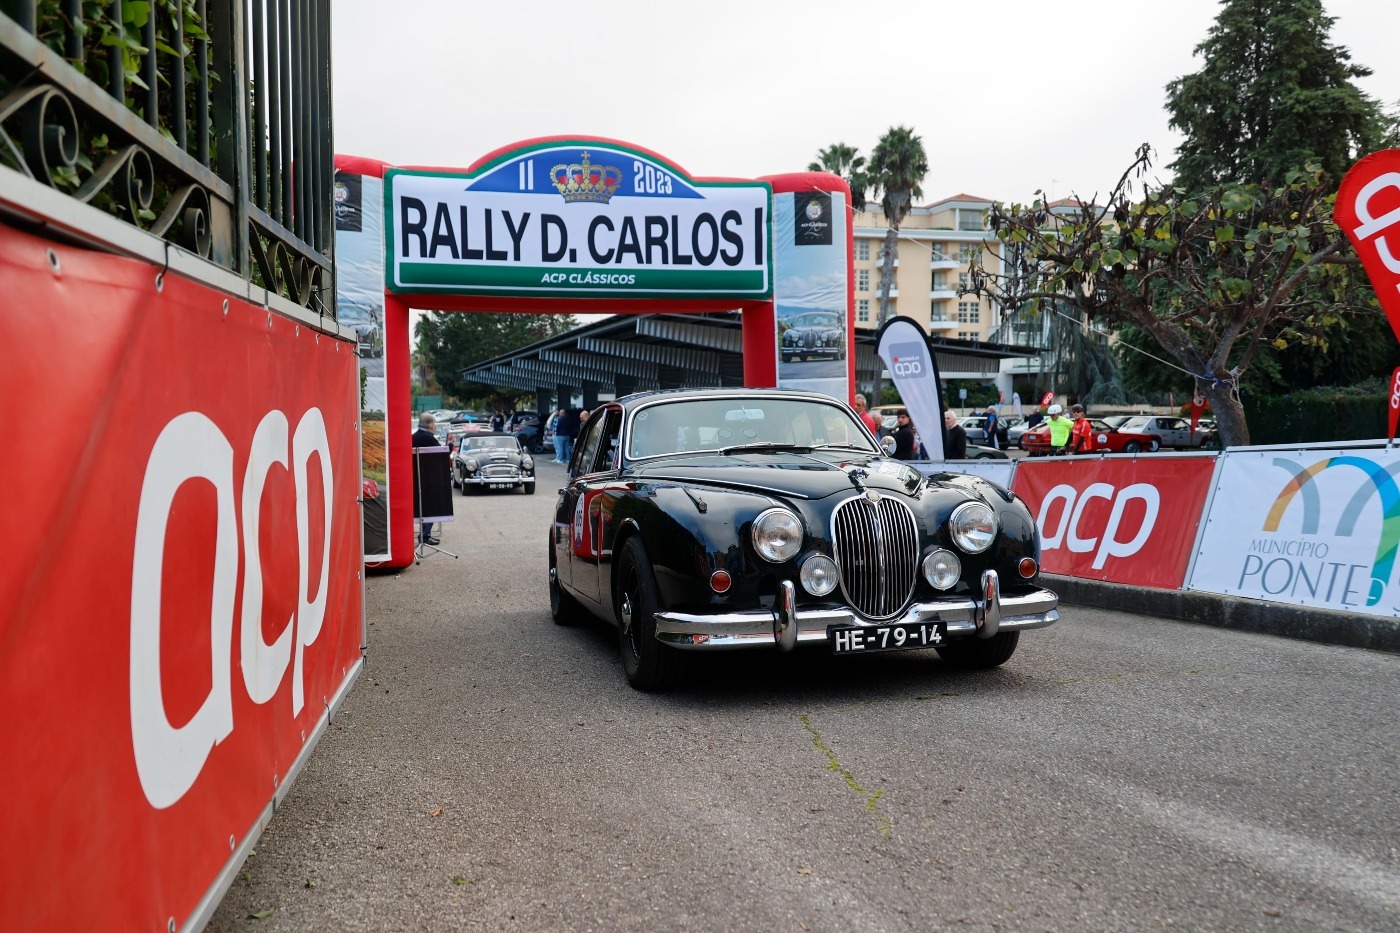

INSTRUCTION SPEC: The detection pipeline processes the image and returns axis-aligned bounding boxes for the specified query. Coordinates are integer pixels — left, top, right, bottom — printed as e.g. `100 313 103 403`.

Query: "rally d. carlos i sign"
385 142 772 299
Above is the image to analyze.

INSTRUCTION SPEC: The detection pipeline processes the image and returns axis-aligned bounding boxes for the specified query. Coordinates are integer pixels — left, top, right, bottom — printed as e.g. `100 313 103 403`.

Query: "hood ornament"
866 489 881 503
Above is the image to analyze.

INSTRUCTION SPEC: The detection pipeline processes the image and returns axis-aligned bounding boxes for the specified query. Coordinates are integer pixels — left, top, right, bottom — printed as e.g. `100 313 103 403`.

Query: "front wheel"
615 537 686 691
524 481 536 495
1123 441 1142 453
936 631 1019 670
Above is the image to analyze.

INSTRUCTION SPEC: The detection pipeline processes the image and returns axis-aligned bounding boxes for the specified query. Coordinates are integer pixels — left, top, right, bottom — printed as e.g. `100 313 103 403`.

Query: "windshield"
626 397 878 460
464 437 519 451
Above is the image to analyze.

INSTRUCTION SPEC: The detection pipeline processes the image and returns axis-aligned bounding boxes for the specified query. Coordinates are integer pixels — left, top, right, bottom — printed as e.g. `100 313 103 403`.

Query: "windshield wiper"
808 443 877 453
718 442 813 455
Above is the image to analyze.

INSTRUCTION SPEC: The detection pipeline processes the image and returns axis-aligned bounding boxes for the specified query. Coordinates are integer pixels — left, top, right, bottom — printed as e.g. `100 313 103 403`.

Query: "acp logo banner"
1013 456 1216 588
1188 448 1400 614
1336 150 1400 343
384 141 772 299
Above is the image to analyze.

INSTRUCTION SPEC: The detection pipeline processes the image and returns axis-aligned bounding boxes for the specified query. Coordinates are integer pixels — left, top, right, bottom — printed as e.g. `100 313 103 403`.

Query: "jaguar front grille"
831 495 919 620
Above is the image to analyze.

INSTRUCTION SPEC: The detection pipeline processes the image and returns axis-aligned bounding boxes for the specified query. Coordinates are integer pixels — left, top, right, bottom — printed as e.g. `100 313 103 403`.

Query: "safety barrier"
920 438 1400 619
0 221 365 931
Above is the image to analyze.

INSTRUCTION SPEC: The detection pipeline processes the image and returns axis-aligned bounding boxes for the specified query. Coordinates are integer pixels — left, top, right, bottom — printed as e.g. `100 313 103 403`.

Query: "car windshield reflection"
627 397 877 460
463 437 519 451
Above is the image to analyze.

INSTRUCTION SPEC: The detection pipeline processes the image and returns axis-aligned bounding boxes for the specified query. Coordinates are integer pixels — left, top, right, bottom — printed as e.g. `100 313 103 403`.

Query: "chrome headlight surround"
752 508 803 563
949 501 997 554
520 455 534 470
798 554 839 596
922 548 962 590
463 458 479 472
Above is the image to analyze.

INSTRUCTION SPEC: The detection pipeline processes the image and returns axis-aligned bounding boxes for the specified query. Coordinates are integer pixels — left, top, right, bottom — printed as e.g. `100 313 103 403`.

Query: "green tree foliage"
968 147 1372 447
868 127 928 329
415 312 576 401
1165 0 1385 191
808 142 869 211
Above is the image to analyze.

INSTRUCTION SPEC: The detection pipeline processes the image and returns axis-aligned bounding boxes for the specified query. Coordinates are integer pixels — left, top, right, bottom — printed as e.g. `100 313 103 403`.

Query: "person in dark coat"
892 410 917 461
412 413 441 544
943 410 968 460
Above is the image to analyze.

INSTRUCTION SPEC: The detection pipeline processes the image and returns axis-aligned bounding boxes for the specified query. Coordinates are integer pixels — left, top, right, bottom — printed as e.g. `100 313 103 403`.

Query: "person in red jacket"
1069 404 1095 454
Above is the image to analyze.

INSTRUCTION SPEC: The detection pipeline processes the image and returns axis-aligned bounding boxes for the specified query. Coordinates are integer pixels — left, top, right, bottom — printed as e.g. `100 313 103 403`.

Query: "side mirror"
881 436 897 456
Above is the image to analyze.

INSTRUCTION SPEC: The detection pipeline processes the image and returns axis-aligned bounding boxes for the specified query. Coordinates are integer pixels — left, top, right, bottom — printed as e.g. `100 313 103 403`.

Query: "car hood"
625 451 929 500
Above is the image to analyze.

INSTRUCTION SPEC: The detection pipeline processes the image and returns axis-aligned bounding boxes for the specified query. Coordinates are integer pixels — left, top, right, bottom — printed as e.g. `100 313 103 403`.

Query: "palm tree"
807 142 868 211
868 126 928 328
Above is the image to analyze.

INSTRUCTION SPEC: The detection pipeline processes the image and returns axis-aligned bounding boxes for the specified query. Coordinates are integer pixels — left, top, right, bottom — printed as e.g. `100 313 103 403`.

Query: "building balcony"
927 317 960 332
929 289 958 301
929 257 960 271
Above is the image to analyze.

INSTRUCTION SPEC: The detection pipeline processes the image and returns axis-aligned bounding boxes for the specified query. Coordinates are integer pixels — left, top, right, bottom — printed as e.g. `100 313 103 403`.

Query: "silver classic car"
550 388 1059 690
453 433 536 494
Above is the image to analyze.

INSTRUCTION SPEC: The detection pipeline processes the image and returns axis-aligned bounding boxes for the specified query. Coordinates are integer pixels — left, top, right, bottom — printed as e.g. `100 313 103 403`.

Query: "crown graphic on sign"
549 151 623 204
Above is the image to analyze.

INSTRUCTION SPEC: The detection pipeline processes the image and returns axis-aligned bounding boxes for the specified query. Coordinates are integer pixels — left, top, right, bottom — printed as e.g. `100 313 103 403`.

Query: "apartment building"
852 193 1002 342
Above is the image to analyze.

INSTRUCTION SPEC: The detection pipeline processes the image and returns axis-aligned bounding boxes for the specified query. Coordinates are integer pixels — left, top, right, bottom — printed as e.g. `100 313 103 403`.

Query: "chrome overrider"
655 570 1059 651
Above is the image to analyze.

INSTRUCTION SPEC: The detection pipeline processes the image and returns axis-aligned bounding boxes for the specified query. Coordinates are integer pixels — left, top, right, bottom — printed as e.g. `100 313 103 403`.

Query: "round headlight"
752 508 803 563
521 455 534 469
949 501 997 553
799 554 839 596
464 458 479 472
922 548 962 590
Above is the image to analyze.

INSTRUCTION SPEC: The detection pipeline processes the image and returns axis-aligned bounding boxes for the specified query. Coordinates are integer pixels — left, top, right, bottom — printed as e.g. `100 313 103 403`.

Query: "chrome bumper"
460 474 529 484
654 570 1058 651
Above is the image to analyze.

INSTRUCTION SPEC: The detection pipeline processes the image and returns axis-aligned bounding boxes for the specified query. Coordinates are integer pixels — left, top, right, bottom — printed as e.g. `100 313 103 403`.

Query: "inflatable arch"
335 137 854 569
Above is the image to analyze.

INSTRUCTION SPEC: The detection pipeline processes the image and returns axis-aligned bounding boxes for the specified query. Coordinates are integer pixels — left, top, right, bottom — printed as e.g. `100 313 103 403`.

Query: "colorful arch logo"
1265 456 1400 607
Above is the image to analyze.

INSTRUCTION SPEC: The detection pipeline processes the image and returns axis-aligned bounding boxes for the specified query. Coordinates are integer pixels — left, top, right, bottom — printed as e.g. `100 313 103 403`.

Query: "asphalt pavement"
209 458 1400 932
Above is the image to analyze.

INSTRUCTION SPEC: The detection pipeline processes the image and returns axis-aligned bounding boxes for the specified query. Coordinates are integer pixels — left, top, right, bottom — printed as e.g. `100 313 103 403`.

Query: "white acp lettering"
130 413 238 809
240 410 293 704
1035 484 1079 549
1094 483 1161 569
1351 172 1400 274
292 409 333 714
1066 483 1115 554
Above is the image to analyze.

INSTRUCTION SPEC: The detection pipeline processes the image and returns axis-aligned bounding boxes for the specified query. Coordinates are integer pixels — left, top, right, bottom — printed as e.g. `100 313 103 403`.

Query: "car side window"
593 410 623 473
571 416 605 478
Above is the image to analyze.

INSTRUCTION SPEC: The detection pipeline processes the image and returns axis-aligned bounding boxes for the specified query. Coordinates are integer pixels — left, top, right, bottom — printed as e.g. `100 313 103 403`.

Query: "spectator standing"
892 410 917 461
982 405 1000 449
490 410 504 432
1046 404 1072 455
1069 404 1095 454
943 410 967 460
555 407 580 464
852 393 882 436
412 413 441 545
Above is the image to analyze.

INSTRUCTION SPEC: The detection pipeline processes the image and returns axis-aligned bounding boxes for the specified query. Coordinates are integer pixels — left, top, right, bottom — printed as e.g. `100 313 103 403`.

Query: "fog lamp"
799 554 839 596
922 548 962 590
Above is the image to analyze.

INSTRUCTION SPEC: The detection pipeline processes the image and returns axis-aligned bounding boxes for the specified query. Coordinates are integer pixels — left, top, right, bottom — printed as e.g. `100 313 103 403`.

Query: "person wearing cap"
1046 404 1072 455
1069 404 1095 454
892 410 917 460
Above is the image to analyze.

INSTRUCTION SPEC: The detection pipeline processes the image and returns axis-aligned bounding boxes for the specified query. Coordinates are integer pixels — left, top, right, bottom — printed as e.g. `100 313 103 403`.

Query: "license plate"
829 621 945 655
490 483 510 489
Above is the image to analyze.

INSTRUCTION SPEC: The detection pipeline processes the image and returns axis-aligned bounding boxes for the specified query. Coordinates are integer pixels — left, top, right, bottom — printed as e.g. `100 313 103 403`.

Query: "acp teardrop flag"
876 316 946 460
1335 149 1400 344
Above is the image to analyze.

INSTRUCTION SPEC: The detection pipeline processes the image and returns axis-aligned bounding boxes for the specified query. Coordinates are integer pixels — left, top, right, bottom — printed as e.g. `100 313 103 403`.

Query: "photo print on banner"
774 190 849 399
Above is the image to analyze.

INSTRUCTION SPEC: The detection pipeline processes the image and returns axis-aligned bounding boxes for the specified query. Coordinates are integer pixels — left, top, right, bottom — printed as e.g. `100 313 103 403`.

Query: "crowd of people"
852 393 1100 461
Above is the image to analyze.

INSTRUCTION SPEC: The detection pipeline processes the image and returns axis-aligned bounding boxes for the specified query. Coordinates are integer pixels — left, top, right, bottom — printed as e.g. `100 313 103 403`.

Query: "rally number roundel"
1097 433 1108 444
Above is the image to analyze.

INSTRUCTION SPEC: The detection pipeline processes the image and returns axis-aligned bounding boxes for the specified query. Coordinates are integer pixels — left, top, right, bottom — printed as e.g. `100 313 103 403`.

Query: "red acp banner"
1336 149 1400 344
1012 456 1217 589
0 223 364 929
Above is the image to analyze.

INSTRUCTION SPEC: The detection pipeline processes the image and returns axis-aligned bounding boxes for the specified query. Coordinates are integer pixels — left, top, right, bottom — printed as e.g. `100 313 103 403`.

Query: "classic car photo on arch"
548 388 1059 690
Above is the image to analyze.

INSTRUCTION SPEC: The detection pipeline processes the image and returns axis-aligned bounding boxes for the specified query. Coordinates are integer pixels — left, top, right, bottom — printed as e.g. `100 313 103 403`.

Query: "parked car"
780 311 846 362
549 388 1059 690
511 414 547 453
1116 415 1216 449
1020 418 1162 455
965 443 1009 460
958 415 1020 446
453 433 536 494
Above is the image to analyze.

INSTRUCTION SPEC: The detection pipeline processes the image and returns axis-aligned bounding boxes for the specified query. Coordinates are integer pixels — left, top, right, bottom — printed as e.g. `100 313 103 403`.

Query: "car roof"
612 387 854 409
460 432 517 439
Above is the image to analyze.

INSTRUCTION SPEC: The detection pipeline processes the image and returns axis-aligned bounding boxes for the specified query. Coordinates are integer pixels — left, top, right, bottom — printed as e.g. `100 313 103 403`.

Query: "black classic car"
549 389 1059 690
780 311 845 363
453 432 536 494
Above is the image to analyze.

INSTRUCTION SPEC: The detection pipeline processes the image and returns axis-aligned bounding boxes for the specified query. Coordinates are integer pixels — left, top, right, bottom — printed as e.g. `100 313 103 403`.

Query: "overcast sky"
332 0 1400 207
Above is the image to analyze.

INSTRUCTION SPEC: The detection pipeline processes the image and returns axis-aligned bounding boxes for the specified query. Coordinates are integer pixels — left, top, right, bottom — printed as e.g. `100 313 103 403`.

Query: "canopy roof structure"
462 312 1037 408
